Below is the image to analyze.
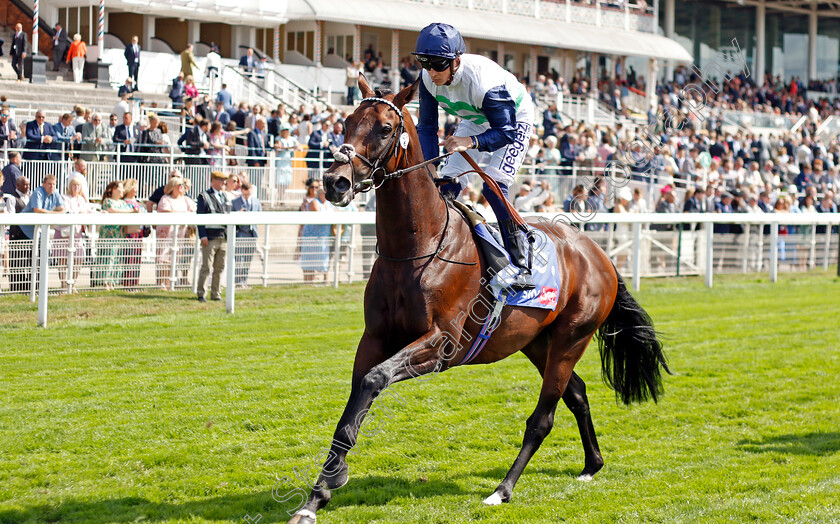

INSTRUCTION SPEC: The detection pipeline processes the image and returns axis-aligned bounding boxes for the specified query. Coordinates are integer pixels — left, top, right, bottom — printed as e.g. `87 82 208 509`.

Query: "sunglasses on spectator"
416 55 452 72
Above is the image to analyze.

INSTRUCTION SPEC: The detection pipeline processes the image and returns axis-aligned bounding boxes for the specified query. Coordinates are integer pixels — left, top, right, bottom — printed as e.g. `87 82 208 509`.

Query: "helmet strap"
444 57 459 86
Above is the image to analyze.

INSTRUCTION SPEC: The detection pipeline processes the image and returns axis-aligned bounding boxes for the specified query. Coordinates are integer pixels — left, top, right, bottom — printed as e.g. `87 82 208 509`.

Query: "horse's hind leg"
484 335 591 505
562 372 604 480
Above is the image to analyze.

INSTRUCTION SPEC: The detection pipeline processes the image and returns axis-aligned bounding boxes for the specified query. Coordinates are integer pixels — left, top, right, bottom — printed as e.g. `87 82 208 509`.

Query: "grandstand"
1 0 839 299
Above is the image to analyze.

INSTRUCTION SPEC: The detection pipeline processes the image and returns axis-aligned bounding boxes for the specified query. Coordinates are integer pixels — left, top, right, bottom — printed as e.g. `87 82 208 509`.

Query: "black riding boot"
501 219 535 291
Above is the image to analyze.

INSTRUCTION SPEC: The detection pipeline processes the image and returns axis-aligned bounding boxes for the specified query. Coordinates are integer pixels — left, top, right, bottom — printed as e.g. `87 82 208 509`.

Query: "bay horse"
287 76 669 523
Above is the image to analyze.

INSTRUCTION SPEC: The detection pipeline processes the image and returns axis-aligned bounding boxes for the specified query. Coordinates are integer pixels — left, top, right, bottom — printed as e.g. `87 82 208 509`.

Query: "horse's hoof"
577 474 593 482
288 509 317 523
482 492 504 506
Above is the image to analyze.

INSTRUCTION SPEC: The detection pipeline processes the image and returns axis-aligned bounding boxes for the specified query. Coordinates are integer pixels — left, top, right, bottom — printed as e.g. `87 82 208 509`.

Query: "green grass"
1 272 839 523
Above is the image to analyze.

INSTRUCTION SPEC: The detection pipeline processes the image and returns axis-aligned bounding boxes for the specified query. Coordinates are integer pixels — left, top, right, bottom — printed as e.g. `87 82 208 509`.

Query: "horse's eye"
382 125 393 134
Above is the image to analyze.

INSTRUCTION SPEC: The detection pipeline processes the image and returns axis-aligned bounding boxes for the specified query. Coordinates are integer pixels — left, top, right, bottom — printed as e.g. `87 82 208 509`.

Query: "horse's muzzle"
323 164 354 207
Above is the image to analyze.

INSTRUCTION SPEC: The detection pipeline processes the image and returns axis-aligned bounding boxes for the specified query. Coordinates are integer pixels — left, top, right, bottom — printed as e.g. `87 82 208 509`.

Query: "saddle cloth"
453 201 560 311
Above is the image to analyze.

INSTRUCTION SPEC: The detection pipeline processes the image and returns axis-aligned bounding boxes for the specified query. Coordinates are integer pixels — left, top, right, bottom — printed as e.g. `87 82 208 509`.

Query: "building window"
287 30 314 60
58 6 94 46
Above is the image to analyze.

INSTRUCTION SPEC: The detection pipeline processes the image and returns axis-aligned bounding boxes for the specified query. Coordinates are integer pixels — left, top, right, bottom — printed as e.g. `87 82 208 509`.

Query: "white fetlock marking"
577 474 593 482
482 492 503 506
295 509 317 521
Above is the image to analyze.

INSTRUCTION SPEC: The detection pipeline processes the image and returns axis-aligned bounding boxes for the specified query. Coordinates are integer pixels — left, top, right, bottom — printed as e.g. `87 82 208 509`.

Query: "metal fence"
2 146 690 210
2 212 839 327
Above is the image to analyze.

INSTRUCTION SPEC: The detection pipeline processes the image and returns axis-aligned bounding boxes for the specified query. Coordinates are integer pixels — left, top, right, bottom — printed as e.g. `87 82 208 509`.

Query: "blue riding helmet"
412 23 465 60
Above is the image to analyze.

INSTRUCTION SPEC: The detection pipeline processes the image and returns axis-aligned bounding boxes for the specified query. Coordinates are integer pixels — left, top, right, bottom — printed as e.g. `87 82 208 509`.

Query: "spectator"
216 83 233 111
169 72 186 109
205 44 222 94
53 113 82 159
184 75 199 100
307 120 331 173
247 117 269 167
559 134 581 172
628 187 649 213
563 184 586 213
196 171 232 302
345 61 362 105
146 169 182 213
180 119 211 165
514 181 550 213
274 123 297 200
68 158 90 202
542 102 560 138
124 35 140 86
180 44 198 79
20 175 65 292
1 151 23 195
52 23 70 72
55 176 91 293
156 175 195 289
11 23 26 82
298 178 332 283
65 33 87 83
80 113 112 161
231 102 249 129
121 178 146 289
239 47 256 73
683 186 708 213
94 180 138 290
0 105 21 148
224 173 243 200
117 77 136 97
113 112 141 163
231 180 262 288
113 92 131 121
138 113 166 163
6 176 30 291
213 100 231 126
23 111 56 161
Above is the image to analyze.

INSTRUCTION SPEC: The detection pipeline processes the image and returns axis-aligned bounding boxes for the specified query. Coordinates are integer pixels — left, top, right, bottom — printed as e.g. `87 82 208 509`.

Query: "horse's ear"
358 73 375 99
393 80 419 109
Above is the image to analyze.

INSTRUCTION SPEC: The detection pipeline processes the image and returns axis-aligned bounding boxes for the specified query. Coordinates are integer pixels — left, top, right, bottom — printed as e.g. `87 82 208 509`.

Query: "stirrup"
508 269 535 291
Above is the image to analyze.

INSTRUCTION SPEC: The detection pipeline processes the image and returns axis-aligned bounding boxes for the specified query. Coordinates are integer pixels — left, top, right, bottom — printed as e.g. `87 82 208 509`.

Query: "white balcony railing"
410 0 656 33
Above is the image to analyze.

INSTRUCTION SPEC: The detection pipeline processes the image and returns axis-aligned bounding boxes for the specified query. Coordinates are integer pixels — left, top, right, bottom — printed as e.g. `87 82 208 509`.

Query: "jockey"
414 22 536 291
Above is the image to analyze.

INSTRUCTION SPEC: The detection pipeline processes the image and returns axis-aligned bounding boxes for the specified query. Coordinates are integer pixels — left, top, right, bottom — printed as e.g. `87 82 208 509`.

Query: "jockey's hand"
440 135 475 154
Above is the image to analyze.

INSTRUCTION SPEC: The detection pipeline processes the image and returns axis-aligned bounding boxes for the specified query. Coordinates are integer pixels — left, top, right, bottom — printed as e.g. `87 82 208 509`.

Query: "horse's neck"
374 146 448 257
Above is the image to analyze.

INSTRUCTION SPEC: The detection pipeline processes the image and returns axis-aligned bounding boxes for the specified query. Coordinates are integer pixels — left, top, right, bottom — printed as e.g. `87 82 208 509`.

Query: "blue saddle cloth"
472 222 561 311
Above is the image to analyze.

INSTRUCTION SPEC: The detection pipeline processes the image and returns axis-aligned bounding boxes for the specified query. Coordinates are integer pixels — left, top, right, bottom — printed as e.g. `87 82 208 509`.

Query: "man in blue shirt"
21 174 65 239
19 174 65 293
216 83 233 111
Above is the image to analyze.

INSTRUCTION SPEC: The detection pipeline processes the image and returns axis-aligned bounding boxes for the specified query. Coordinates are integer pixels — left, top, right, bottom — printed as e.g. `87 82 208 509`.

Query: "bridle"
333 96 474 266
332 96 453 195
332 97 405 194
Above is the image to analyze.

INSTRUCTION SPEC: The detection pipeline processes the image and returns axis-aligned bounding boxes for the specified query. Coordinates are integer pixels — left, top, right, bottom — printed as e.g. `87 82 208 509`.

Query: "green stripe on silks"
435 90 526 125
435 96 488 124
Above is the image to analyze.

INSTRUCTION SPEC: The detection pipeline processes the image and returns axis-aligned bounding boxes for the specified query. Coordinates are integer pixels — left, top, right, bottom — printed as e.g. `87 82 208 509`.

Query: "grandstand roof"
286 0 693 63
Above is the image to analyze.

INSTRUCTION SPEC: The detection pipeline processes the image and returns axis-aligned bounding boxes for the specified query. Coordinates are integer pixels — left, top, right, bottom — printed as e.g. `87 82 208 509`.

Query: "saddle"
449 200 561 365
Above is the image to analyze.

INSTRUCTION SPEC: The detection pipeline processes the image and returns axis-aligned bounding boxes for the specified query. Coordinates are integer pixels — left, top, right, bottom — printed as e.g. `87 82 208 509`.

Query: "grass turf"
1 272 839 523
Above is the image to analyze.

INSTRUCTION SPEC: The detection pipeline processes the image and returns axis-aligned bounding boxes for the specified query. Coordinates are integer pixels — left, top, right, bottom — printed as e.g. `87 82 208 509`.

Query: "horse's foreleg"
562 371 604 480
288 330 444 524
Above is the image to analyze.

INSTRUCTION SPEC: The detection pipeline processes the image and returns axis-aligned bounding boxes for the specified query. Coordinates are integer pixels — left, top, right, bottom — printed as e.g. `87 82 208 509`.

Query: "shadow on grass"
457 465 583 482
738 432 840 456
0 476 470 524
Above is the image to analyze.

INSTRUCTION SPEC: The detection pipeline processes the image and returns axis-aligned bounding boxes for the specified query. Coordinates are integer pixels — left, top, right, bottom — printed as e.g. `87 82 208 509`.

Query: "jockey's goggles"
416 55 452 72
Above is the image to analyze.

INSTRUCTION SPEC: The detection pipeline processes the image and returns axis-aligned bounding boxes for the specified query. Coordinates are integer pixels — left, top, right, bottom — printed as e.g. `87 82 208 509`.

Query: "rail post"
770 222 779 283
37 224 50 327
169 225 180 291
632 221 642 291
704 222 713 288
29 228 40 303
67 224 76 292
333 226 342 288
226 224 236 313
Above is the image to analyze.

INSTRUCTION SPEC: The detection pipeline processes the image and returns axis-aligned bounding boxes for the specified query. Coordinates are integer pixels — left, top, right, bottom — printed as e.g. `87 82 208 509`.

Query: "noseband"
332 97 405 193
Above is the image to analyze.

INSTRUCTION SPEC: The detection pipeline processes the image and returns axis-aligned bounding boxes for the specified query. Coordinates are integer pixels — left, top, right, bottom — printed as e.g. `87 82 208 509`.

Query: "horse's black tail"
597 273 671 405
